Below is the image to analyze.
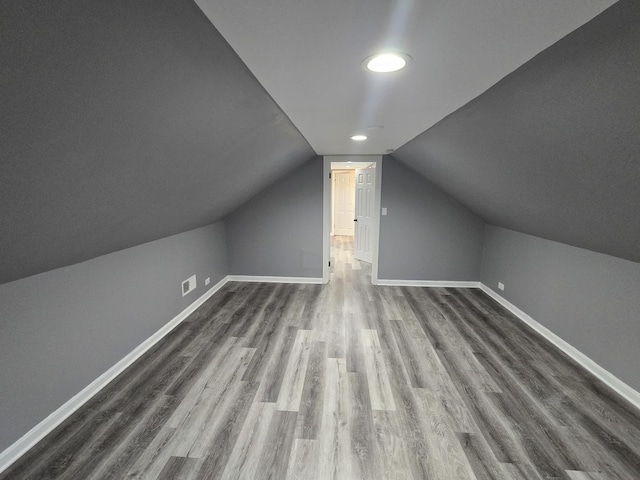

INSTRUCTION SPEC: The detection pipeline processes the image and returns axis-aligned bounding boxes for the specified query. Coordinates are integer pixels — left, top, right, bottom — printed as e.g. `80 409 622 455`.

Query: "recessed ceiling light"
350 135 367 141
363 52 412 73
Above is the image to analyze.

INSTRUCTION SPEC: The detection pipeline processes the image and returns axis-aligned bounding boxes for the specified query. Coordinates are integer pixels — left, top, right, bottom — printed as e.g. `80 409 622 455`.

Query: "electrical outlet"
182 275 197 296
498 282 505 291
205 277 210 286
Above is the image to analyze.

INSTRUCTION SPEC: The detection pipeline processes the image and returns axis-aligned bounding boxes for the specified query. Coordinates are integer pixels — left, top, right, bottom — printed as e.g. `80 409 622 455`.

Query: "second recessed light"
350 135 368 141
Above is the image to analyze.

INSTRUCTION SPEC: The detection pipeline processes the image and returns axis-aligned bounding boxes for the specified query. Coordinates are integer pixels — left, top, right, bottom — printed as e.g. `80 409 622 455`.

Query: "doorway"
322 155 382 284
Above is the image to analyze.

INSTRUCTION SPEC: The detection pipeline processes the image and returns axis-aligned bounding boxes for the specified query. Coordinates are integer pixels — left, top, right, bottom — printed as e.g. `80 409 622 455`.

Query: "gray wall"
0 222 228 452
378 156 485 281
481 225 640 391
227 158 323 278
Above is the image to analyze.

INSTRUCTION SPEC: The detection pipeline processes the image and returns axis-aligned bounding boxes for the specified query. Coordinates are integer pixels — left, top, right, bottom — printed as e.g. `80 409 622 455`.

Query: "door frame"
323 155 382 284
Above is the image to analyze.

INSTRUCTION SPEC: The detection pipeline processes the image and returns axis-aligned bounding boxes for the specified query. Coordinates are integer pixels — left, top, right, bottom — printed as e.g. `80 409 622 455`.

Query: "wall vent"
182 275 197 296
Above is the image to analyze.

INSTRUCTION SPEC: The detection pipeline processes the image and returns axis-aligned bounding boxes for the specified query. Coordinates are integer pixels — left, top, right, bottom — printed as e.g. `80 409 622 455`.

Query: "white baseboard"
227 275 323 284
0 275 230 475
479 283 640 410
375 279 481 288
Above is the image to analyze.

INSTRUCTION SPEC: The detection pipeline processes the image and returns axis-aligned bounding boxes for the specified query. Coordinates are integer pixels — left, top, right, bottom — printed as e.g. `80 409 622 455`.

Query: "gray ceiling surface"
196 0 614 156
0 0 315 284
393 0 640 263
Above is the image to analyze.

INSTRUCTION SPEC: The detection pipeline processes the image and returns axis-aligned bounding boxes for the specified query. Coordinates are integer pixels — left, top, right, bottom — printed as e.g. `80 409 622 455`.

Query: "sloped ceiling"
195 0 615 155
0 0 315 284
393 0 640 263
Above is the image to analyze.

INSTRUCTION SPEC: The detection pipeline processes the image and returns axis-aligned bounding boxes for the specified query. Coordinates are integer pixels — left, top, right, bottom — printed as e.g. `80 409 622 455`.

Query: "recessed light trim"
363 52 412 73
350 135 368 141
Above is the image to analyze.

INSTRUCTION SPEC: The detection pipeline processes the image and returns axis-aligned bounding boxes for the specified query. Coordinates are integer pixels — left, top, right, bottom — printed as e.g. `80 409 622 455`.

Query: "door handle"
354 219 358 222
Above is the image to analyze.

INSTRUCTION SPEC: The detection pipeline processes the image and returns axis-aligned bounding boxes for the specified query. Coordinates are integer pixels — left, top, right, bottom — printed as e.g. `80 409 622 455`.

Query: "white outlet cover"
381 207 388 216
205 277 211 286
498 282 505 291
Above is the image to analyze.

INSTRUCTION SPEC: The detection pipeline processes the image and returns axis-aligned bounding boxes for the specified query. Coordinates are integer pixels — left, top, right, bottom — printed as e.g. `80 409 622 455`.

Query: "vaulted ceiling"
2 0 638 284
196 0 615 155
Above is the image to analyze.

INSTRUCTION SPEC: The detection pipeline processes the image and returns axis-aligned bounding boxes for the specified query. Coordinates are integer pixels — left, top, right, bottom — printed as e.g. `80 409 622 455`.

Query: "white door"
333 171 355 236
354 167 375 263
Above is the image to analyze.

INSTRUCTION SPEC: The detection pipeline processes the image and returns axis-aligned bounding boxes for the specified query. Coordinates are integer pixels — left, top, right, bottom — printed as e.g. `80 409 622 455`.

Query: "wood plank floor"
3 235 640 479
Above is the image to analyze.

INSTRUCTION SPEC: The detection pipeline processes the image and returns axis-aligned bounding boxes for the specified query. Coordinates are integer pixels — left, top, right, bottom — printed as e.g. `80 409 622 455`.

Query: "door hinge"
328 261 331 267
329 172 332 179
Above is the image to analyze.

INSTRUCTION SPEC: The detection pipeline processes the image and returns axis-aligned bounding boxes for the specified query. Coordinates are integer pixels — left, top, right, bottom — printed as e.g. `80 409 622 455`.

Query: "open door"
354 167 375 263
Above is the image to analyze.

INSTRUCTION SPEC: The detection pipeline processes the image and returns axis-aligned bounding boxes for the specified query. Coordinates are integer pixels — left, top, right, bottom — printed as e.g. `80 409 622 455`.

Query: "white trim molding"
323 155 382 286
0 275 231 475
227 275 323 284
376 279 481 288
370 156 383 285
322 156 331 284
479 283 640 411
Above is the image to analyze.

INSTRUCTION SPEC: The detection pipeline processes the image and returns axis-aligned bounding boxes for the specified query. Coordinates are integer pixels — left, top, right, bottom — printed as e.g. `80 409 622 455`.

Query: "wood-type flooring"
2 236 640 479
